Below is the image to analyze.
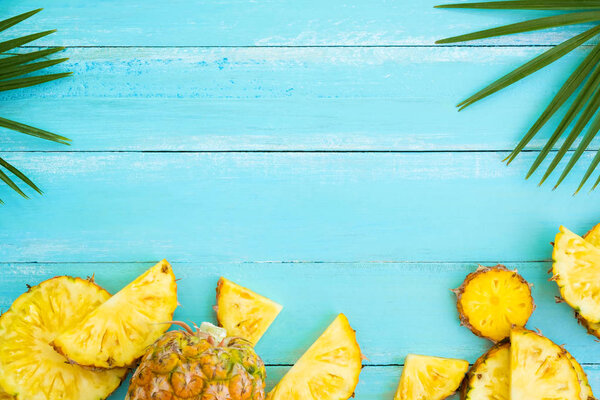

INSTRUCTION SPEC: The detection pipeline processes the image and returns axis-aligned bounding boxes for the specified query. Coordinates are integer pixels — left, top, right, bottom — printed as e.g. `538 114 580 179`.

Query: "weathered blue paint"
2 0 600 398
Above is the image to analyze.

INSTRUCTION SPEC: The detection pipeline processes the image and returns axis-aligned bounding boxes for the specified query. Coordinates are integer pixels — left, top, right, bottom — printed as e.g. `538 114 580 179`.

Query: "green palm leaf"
0 9 71 202
437 0 600 191
437 0 600 10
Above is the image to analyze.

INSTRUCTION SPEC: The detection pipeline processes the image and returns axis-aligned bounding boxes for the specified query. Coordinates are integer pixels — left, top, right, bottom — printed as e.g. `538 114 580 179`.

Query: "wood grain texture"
2 47 599 151
0 152 598 263
3 0 596 46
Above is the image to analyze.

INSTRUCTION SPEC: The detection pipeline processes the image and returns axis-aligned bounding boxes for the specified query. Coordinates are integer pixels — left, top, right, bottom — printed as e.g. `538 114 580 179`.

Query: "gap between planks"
0 150 597 154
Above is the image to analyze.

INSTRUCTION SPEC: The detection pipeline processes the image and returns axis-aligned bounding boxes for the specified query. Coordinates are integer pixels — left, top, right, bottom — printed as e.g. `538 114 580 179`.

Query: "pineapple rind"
395 354 468 400
216 277 283 345
0 276 127 400
456 265 534 342
267 314 361 400
553 226 600 324
52 260 178 368
565 350 595 400
462 341 509 400
510 327 580 400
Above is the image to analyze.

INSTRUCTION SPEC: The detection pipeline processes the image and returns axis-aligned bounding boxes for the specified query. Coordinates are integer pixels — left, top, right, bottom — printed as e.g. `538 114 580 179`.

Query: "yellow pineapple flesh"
0 389 13 400
510 328 580 400
394 354 468 400
0 277 127 400
53 260 178 368
462 341 509 400
553 226 600 323
216 277 283 345
455 265 534 342
267 314 362 400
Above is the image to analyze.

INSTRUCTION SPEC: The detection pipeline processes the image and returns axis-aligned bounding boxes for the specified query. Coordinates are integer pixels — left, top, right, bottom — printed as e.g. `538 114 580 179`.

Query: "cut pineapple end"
510 328 580 400
463 341 510 400
216 277 283 345
394 354 468 400
53 259 178 368
553 227 600 324
267 314 362 400
456 265 534 342
0 276 127 400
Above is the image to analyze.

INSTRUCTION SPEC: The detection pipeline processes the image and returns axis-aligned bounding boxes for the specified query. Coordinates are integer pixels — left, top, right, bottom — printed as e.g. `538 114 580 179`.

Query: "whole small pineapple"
126 322 266 400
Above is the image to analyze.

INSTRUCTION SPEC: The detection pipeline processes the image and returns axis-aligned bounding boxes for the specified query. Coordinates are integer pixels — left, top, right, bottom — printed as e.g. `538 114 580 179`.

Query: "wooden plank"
4 0 594 46
2 47 598 151
0 152 598 262
1 262 600 366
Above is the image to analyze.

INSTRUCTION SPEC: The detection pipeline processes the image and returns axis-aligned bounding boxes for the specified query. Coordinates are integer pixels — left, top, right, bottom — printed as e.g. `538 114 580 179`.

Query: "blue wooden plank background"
2 1 600 399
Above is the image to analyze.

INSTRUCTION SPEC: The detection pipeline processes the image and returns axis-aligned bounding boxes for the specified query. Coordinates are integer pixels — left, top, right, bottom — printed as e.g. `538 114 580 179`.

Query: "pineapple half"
463 339 593 400
53 260 178 368
216 277 283 345
454 265 534 342
394 354 468 400
0 276 127 400
510 328 581 400
462 341 510 400
552 226 600 324
267 314 362 400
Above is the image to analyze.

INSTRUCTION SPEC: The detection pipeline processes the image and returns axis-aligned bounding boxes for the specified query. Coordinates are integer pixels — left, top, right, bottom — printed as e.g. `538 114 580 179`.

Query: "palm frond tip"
437 0 600 192
0 9 71 202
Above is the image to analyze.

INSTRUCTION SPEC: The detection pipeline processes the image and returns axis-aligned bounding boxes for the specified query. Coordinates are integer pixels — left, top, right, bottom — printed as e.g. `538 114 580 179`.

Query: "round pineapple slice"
216 277 283 345
267 314 361 400
394 354 468 400
553 226 600 323
510 328 580 400
53 260 177 368
462 341 509 400
0 276 127 400
455 265 534 341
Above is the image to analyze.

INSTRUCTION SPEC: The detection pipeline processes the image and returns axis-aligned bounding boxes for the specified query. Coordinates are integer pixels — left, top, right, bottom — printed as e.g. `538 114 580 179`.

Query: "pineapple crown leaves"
436 0 600 193
0 9 71 204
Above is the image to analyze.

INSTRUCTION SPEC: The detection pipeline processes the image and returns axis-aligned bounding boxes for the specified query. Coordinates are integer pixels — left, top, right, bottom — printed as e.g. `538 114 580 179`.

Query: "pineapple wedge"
267 314 362 400
510 328 580 400
584 223 600 248
0 277 127 400
463 340 592 400
53 260 177 368
462 341 510 400
553 226 600 323
573 225 600 340
395 354 468 400
455 265 534 342
216 277 283 345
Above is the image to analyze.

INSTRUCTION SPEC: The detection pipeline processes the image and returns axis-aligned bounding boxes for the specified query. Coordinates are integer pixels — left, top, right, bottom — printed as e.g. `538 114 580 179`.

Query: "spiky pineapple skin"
126 330 266 400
